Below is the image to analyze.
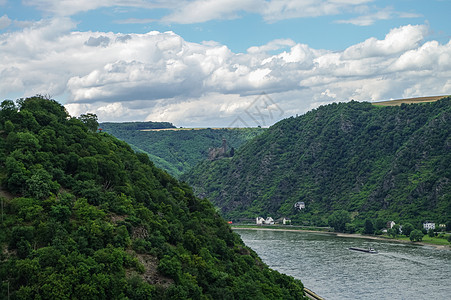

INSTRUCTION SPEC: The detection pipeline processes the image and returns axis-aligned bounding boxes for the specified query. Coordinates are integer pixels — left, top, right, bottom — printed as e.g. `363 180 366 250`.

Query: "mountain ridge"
183 98 451 229
0 96 305 299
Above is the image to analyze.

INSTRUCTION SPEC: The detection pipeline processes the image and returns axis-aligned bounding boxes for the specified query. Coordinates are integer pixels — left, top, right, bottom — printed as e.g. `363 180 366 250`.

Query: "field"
141 127 261 131
372 95 449 106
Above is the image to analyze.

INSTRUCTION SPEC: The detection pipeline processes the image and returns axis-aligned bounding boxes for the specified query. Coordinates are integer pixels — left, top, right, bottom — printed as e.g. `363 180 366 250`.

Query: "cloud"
115 18 157 24
22 0 176 17
247 39 296 54
160 0 375 24
84 35 111 47
1 19 450 126
342 24 428 59
261 0 373 23
22 0 374 24
162 0 261 24
0 15 11 30
336 6 422 26
391 40 451 71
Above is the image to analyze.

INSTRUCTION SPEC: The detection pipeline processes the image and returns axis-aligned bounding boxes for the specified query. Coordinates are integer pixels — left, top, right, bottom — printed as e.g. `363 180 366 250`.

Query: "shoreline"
231 226 450 250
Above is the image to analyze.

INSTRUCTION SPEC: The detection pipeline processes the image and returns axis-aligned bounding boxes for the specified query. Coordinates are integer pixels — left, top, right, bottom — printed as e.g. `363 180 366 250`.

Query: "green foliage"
328 210 351 232
78 113 99 132
100 123 265 177
184 98 451 229
0 95 306 299
345 223 356 233
402 223 415 237
409 229 424 242
363 219 374 234
391 224 400 237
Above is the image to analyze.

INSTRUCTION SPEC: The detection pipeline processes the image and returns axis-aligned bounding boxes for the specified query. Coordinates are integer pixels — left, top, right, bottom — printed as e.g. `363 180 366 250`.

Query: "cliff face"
183 98 451 225
0 96 305 299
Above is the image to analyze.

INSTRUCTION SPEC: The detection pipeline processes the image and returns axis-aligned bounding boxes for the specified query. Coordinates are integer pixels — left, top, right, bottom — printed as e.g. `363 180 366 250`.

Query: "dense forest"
183 98 451 230
100 123 265 177
0 96 306 299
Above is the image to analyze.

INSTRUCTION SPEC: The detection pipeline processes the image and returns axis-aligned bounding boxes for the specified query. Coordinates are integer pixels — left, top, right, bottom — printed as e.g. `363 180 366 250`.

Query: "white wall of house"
265 217 274 225
423 222 435 230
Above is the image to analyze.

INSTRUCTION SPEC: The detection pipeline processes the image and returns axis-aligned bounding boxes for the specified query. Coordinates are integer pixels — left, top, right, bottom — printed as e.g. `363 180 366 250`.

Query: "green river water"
235 229 451 300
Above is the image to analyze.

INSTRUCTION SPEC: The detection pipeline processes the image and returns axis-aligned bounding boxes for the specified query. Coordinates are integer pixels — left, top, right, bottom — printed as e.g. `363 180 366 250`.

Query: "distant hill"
100 124 266 177
0 96 306 299
183 98 451 228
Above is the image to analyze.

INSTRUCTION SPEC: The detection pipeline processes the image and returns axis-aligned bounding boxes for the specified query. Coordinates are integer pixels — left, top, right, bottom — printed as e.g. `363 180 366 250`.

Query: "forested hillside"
0 96 305 299
100 124 265 177
183 98 451 228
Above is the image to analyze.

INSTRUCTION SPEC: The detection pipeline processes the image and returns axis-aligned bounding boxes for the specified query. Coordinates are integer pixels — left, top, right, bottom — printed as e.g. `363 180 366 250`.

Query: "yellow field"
372 95 449 106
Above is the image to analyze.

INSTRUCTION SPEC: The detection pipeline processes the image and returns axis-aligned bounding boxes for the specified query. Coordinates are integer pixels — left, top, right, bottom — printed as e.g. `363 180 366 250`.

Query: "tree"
391 224 400 237
25 168 59 200
447 235 451 244
345 223 356 233
402 223 414 237
410 229 424 242
446 221 451 232
78 113 99 132
374 218 386 231
229 147 235 157
0 99 18 122
428 229 435 238
328 210 351 232
363 219 374 234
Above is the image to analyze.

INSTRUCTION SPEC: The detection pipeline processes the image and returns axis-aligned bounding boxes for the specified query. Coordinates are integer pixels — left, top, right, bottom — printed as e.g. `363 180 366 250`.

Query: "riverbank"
231 226 450 250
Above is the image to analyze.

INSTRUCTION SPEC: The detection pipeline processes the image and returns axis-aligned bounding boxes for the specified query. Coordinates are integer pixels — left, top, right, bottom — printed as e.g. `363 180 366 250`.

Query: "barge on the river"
349 247 378 253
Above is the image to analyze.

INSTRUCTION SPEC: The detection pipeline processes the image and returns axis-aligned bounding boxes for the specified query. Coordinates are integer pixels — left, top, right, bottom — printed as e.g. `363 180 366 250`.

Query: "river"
235 229 451 300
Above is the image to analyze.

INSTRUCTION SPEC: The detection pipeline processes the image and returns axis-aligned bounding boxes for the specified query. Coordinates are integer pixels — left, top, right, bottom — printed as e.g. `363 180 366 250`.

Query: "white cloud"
342 24 427 59
22 0 375 23
336 6 422 26
1 19 450 126
391 40 451 71
0 15 11 30
159 0 375 24
162 0 261 24
261 0 373 23
247 39 296 54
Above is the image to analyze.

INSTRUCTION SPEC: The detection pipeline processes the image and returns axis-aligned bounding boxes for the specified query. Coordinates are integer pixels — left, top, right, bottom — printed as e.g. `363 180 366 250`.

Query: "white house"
294 202 305 210
423 222 435 230
265 217 274 225
386 221 396 229
256 217 265 225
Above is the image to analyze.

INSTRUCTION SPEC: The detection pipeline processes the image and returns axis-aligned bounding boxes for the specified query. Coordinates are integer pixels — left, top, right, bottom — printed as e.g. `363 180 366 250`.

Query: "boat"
349 247 378 254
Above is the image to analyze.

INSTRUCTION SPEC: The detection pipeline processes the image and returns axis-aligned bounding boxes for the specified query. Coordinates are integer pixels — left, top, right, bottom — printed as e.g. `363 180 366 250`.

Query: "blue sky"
1 0 451 126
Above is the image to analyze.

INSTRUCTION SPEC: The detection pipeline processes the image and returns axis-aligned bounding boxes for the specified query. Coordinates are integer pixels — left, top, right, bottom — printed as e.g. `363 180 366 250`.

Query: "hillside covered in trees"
100 124 265 177
183 98 451 229
0 96 305 299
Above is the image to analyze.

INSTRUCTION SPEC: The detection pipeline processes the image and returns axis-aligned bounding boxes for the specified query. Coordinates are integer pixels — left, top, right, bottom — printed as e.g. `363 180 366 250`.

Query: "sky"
1 0 451 127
